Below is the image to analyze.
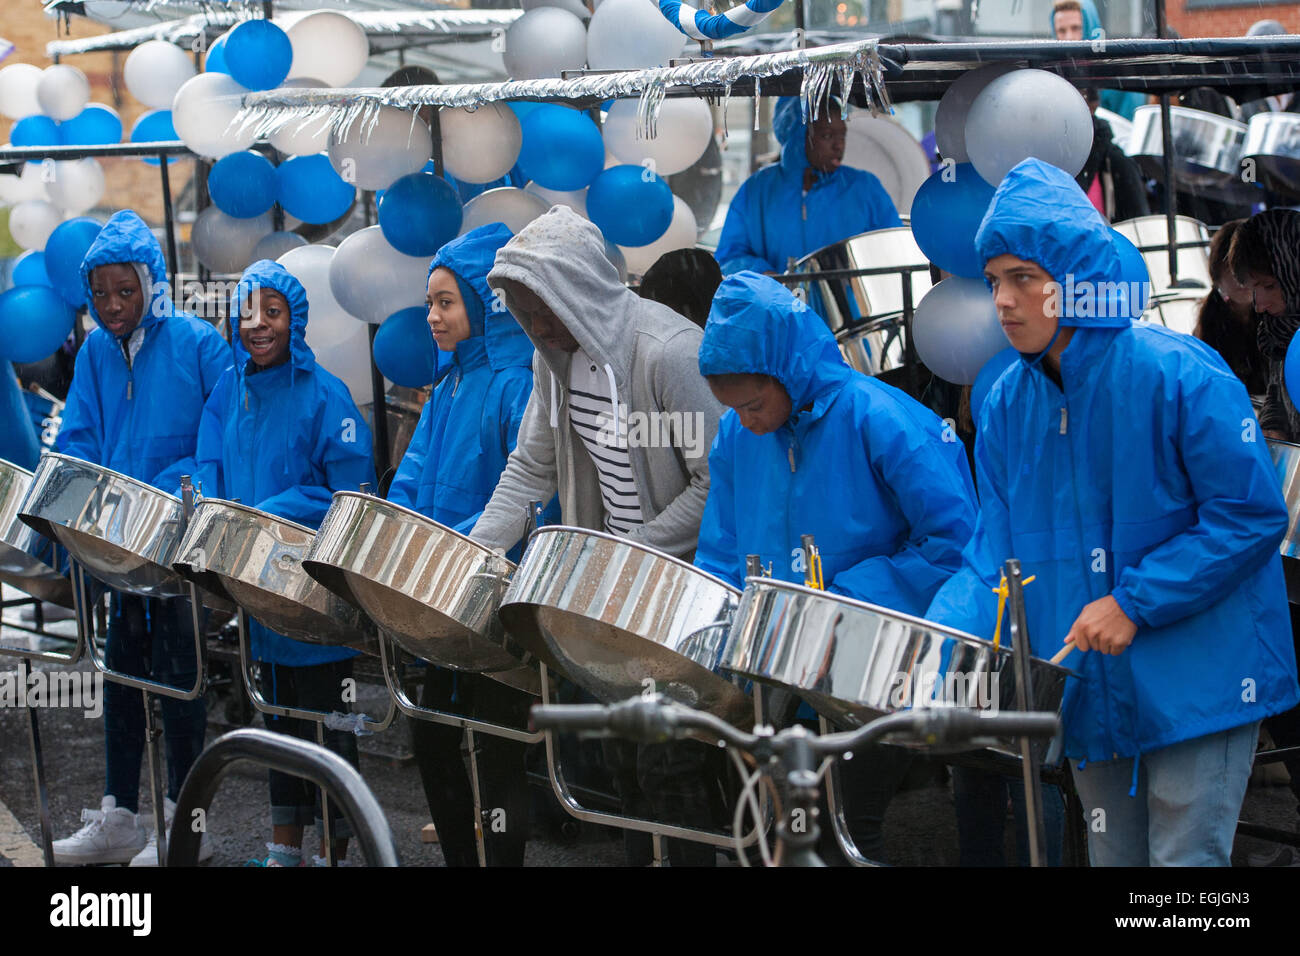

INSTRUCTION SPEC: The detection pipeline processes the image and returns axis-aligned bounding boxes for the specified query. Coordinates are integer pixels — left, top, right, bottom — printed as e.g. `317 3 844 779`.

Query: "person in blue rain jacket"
695 271 979 863
926 158 1300 867
713 96 900 277
50 210 229 868
195 259 375 867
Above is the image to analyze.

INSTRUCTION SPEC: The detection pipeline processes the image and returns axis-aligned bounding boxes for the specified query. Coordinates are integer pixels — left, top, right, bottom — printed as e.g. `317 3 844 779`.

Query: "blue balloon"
11 251 51 289
276 154 356 225
11 115 60 148
130 110 179 166
910 163 996 279
1287 332 1300 411
58 104 123 146
970 346 1019 425
1111 229 1151 319
373 307 439 388
208 151 278 218
517 105 605 191
508 101 543 123
205 32 231 74
44 218 104 308
224 20 292 91
0 285 77 364
587 165 674 247
378 173 463 257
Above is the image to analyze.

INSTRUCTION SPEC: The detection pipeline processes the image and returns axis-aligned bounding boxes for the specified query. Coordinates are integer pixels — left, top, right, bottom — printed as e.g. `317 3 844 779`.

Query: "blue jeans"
1069 721 1259 867
103 593 207 812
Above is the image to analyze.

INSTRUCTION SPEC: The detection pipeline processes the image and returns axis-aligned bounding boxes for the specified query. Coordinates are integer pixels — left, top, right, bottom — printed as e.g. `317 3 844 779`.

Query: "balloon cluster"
0 215 97 364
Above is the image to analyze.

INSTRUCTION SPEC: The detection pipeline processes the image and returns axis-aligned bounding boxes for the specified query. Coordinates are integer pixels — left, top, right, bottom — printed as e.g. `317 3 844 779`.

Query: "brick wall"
1165 1 1300 38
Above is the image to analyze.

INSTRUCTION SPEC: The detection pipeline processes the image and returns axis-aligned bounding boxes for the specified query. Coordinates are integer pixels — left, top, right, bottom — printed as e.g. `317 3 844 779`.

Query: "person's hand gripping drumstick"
1052 595 1138 663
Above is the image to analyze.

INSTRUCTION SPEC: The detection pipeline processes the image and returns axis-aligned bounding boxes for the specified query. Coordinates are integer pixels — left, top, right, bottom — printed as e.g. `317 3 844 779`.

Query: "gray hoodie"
470 206 722 559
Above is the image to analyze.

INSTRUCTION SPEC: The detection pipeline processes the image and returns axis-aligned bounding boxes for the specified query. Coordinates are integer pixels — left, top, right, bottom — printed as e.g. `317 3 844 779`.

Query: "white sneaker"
53 796 147 866
129 798 214 867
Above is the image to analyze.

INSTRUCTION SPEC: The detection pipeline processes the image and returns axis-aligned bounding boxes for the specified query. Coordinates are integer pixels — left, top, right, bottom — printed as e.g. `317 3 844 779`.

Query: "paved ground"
1 591 1297 868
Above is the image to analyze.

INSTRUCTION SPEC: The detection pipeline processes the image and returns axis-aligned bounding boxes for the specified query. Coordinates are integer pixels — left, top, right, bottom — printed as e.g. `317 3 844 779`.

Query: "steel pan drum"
720 578 1069 755
1127 105 1249 200
1243 111 1300 202
1113 215 1212 297
303 492 538 693
1141 294 1202 336
796 227 933 331
173 499 376 653
499 526 752 727
0 458 72 607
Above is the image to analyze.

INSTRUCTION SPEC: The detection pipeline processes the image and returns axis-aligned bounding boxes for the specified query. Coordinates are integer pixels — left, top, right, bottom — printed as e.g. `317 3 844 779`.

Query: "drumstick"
1049 643 1075 665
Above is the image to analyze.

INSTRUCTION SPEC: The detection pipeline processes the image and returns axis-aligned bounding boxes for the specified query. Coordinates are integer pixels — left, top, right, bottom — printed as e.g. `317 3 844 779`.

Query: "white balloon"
0 64 42 120
252 230 308 262
522 0 592 19
191 206 274 273
965 69 1094 186
267 78 332 155
35 65 90 122
8 200 63 251
586 0 686 71
505 8 588 80
603 98 713 176
124 41 197 109
525 181 588 218
286 11 371 88
438 104 522 185
911 276 1008 385
328 107 431 191
328 226 429 324
171 72 255 159
314 320 385 407
276 243 357 350
933 62 1018 164
46 158 105 214
0 162 51 203
618 195 697 277
459 188 550 236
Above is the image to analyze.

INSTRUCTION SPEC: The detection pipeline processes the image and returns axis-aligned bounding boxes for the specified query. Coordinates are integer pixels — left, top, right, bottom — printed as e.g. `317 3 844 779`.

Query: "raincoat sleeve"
386 398 434 511
692 429 744 588
827 410 977 615
448 369 534 538
715 180 779 276
192 370 232 501
1110 369 1289 630
56 342 104 465
151 326 231 492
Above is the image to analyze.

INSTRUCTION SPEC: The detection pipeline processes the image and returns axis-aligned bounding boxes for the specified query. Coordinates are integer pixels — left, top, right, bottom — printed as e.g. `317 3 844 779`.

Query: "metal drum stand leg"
1004 558 1047 867
816 716 884 867
234 607 395 865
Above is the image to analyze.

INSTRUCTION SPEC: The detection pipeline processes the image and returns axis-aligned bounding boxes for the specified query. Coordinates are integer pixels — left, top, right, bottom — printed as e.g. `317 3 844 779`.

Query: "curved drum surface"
1128 105 1249 200
304 492 530 683
721 578 1069 755
1113 215 1212 297
1243 111 1300 201
796 228 932 335
173 499 375 654
0 458 72 607
499 526 752 727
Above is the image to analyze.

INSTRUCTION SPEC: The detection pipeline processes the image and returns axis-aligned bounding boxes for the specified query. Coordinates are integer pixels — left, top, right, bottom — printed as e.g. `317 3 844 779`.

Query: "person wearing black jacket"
1077 88 1150 223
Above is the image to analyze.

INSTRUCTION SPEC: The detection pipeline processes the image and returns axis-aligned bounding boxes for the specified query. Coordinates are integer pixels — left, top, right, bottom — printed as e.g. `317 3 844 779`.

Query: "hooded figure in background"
926 158 1297 867
714 97 901 276
1 363 40 470
1051 0 1146 120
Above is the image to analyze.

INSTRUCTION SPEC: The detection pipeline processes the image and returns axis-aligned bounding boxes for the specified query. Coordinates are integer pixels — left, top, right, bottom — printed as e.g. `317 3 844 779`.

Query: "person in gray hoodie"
473 206 728 864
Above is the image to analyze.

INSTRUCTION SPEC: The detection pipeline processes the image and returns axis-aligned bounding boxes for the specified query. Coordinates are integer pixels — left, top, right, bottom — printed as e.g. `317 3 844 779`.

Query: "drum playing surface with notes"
0 458 72 607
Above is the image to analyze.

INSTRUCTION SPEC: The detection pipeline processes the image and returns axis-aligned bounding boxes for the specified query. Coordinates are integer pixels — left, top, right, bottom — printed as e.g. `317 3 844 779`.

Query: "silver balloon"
933 62 1017 164
619 195 697 277
35 65 90 122
8 199 63 252
522 0 592 19
46 158 105 215
911 276 1008 385
586 0 685 70
965 69 1094 186
252 230 308 262
267 78 331 156
0 64 42 120
327 226 429 324
124 41 196 110
277 243 358 352
192 206 273 274
171 72 255 159
603 98 714 176
328 106 431 191
525 181 588 218
505 8 588 80
459 187 550 236
439 104 522 184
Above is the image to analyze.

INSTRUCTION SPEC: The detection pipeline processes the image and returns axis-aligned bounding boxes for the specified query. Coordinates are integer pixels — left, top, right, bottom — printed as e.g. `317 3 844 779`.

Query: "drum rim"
524 524 740 595
327 490 514 568
36 451 182 505
794 225 924 271
188 496 315 538
0 458 35 480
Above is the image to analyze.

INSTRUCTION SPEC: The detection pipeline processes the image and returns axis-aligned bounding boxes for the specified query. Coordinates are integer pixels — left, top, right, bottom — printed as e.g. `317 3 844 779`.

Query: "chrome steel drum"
499 526 752 726
173 499 376 654
303 492 530 681
795 227 933 333
17 452 209 601
837 315 907 378
1141 294 1202 336
1243 111 1300 201
720 578 1069 755
1268 439 1300 604
1128 105 1248 199
1096 107 1132 153
1113 215 1212 297
0 458 72 607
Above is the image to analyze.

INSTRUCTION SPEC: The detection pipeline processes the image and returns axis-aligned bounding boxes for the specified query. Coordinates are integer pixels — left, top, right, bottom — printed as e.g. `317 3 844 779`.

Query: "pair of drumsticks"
990 572 1074 665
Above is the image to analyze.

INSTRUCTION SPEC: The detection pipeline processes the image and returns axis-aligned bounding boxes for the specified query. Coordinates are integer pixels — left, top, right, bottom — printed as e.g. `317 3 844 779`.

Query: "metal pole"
1154 0 1179 285
465 726 488 867
25 665 55 867
143 688 169 866
158 153 179 294
368 324 392 482
1004 558 1047 867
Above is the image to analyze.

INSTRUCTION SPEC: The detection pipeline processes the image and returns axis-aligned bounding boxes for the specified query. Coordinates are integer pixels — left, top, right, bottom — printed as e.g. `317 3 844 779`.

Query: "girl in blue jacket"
195 259 375 867
926 158 1299 867
52 211 229 867
387 223 546 867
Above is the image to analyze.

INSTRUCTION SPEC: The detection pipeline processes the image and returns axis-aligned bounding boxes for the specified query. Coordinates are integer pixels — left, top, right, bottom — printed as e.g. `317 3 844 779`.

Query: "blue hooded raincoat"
58 210 229 491
926 159 1299 763
694 272 978 614
387 223 553 552
713 98 901 276
194 259 375 666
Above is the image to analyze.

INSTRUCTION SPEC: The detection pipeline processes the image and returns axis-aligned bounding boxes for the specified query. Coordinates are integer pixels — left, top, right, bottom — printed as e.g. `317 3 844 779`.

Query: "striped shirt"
568 349 644 535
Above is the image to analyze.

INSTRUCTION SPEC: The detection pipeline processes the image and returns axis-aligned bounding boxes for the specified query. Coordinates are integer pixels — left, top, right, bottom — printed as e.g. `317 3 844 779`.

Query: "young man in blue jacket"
53 210 229 866
927 158 1300 866
714 97 900 277
695 271 979 861
195 259 375 867
387 223 551 867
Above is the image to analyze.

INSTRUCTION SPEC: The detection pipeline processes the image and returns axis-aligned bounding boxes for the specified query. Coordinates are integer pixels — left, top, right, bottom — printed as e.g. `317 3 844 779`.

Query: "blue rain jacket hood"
195 258 375 666
388 224 553 546
713 97 901 276
57 210 230 491
694 272 978 615
927 164 1299 761
1050 0 1102 38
